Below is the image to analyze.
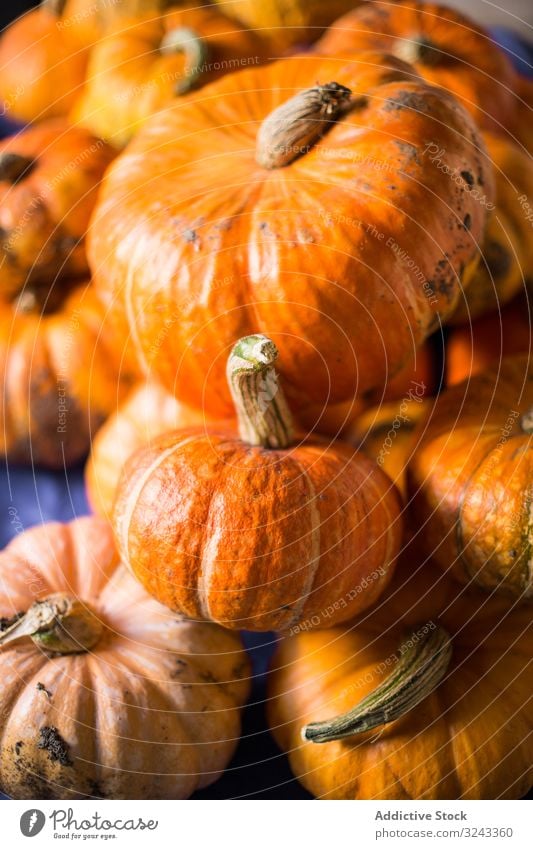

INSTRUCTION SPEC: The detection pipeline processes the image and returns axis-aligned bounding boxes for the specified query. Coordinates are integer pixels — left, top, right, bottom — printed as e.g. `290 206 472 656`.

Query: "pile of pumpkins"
0 0 531 800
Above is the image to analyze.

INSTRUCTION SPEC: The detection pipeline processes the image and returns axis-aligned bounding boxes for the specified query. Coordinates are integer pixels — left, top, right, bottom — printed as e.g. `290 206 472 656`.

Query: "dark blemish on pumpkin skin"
384 91 431 114
37 726 73 767
509 550 517 558
183 229 197 243
14 741 23 756
36 682 52 698
461 170 474 186
463 214 472 231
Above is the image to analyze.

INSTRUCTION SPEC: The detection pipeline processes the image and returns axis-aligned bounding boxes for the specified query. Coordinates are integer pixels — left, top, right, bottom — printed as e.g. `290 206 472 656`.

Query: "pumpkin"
0 517 250 799
408 354 533 599
59 0 184 44
0 1 90 123
213 0 362 50
86 380 206 517
268 549 532 799
113 335 403 631
1 278 134 468
316 1 519 134
71 6 268 147
450 133 533 324
446 294 532 387
89 51 492 417
0 121 116 302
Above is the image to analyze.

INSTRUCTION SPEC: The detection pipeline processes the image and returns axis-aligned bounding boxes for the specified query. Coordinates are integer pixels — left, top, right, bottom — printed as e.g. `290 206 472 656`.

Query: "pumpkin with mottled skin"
0 280 133 468
317 1 519 134
72 7 268 147
112 335 403 631
268 552 533 799
86 381 206 517
0 517 250 800
408 355 533 599
0 121 116 301
89 52 491 417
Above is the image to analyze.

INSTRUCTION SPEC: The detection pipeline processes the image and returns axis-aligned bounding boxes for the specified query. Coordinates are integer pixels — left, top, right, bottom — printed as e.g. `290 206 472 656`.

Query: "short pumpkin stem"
395 37 444 67
0 153 35 184
302 622 452 744
521 405 533 434
42 0 67 16
256 82 352 169
0 593 103 654
227 334 294 449
160 27 209 95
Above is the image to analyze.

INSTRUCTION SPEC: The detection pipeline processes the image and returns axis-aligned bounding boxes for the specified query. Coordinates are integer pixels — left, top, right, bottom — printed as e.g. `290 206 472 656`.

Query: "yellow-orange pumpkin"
268 550 532 799
0 517 250 799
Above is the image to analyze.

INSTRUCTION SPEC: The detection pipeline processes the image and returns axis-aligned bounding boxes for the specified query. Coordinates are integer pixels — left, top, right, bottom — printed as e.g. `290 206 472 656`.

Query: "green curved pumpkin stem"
395 37 443 67
256 82 352 169
302 622 452 744
0 593 103 654
160 27 209 95
520 405 533 434
227 334 294 449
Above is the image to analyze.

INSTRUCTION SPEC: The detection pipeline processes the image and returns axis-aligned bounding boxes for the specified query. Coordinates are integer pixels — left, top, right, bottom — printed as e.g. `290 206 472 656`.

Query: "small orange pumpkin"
0 121 116 301
72 6 268 147
89 51 492 416
0 2 90 124
0 517 250 799
113 335 403 631
317 1 519 134
408 354 533 599
0 279 134 468
86 380 206 517
268 550 533 799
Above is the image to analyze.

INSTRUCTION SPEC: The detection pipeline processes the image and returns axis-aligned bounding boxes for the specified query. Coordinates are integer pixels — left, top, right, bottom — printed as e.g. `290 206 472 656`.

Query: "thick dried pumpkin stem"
227 334 294 449
160 27 210 95
521 405 533 434
0 593 103 654
256 82 352 169
0 153 35 184
302 622 452 743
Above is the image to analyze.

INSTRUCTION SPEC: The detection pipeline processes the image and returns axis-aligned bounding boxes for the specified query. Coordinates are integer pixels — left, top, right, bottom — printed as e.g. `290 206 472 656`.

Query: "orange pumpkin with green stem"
72 6 268 147
408 354 533 599
89 52 492 417
268 551 533 799
0 517 250 799
113 335 403 631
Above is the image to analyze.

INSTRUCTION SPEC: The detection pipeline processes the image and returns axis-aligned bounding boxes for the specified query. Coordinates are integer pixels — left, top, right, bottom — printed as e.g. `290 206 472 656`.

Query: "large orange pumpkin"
0 121 116 301
86 380 205 517
0 2 90 124
89 51 492 417
1 278 133 468
113 335 403 631
268 550 532 799
316 1 519 134
0 517 250 799
72 6 269 147
408 354 533 599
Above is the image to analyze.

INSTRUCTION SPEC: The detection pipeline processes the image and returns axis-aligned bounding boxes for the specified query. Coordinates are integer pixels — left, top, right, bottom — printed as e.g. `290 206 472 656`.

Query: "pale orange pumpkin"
0 517 250 799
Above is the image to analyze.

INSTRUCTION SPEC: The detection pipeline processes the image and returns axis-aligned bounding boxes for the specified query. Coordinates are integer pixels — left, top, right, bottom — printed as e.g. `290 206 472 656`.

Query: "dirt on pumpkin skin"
0 612 24 632
38 727 73 767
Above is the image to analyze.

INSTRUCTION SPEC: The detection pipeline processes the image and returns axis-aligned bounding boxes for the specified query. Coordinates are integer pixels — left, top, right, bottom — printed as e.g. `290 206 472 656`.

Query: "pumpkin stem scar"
0 593 103 654
160 27 210 95
256 82 352 169
302 622 452 743
227 334 295 449
520 405 533 434
0 153 35 184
